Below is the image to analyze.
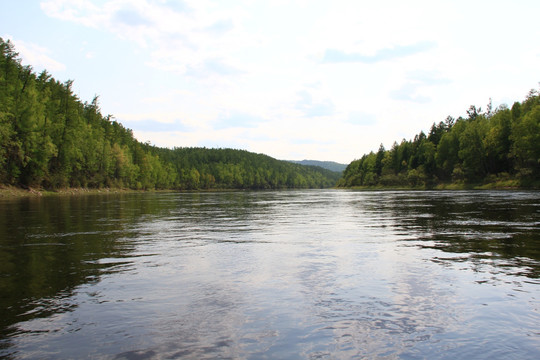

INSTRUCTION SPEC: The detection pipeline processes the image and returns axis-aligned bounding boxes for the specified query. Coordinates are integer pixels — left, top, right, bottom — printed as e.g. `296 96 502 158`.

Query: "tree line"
338 88 540 188
0 38 339 190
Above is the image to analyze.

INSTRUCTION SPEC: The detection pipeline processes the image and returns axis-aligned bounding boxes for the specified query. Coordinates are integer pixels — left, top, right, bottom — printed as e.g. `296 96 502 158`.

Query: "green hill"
0 38 339 190
338 91 540 189
288 160 347 173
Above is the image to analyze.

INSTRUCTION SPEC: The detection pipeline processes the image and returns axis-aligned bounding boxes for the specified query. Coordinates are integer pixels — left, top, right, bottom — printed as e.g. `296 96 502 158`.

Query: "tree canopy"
0 38 340 191
2 38 537 191
338 90 540 188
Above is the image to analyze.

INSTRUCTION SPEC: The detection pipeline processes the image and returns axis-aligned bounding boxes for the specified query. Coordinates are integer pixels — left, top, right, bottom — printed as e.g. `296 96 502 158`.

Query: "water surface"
0 190 539 359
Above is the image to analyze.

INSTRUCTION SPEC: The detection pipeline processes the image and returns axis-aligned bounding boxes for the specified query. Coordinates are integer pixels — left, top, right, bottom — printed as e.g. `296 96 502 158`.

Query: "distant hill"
288 160 347 173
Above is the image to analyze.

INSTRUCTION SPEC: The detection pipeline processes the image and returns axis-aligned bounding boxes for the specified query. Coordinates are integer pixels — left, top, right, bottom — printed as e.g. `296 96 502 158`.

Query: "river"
0 190 539 359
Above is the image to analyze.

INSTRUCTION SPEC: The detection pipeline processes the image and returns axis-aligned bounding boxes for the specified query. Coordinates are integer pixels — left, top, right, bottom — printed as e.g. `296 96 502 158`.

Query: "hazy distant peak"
287 160 347 173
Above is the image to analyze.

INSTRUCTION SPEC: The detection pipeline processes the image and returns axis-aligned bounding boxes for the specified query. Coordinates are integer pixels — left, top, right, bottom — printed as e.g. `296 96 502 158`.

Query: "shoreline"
1 182 537 199
338 183 536 191
0 186 279 199
0 186 152 199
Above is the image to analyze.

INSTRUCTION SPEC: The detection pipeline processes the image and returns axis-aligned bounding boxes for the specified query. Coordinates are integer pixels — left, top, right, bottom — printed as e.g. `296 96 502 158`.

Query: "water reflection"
367 191 540 278
0 190 539 359
0 194 168 342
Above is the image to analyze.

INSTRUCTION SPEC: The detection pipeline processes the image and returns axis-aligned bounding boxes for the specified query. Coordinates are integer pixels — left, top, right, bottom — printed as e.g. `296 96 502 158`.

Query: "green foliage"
151 147 340 190
0 38 338 191
339 88 540 188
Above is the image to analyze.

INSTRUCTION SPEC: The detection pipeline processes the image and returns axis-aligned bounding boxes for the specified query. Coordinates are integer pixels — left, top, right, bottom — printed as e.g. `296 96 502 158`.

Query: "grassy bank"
2 181 537 199
0 186 267 199
339 179 537 191
0 185 147 199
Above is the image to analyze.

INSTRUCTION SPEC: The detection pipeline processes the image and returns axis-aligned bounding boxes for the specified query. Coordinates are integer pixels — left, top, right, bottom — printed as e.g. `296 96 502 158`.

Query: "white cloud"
34 0 540 163
41 0 252 75
321 42 437 64
390 71 451 104
40 0 102 27
4 35 66 72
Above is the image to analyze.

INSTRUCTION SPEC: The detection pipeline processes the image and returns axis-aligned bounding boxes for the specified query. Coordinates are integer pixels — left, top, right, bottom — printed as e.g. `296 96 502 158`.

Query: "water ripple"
1 190 539 359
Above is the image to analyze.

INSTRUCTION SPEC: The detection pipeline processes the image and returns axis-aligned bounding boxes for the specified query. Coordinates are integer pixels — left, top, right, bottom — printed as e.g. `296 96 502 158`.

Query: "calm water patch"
0 190 539 359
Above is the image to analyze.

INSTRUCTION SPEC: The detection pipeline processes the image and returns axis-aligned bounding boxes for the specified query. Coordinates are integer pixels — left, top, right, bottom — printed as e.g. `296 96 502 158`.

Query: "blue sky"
2 0 539 163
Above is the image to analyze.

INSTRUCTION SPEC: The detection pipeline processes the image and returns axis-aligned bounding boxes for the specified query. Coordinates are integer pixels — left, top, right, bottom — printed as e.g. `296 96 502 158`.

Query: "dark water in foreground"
0 190 539 359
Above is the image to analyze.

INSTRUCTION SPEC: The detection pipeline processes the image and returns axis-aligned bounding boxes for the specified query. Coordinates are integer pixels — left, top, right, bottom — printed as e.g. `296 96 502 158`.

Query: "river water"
0 190 539 359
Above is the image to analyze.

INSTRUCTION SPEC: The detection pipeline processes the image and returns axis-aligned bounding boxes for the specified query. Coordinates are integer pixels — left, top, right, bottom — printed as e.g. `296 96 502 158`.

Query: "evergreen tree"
0 38 340 191
339 89 540 188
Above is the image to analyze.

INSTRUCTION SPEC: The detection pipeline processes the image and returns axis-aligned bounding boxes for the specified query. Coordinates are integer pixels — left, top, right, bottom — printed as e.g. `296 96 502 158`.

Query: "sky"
1 0 539 164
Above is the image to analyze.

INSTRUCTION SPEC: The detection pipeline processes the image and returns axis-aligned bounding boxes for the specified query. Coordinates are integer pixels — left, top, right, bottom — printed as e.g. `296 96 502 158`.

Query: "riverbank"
1 180 536 198
339 179 539 191
0 185 146 198
0 186 257 199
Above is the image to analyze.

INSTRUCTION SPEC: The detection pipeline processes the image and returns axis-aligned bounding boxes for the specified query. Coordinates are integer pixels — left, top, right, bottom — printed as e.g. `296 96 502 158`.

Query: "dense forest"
338 88 540 188
0 38 340 191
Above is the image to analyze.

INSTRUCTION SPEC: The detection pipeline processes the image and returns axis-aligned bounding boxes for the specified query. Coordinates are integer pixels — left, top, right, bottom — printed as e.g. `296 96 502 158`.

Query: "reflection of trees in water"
368 191 540 278
1 190 538 358
0 191 283 344
0 193 176 340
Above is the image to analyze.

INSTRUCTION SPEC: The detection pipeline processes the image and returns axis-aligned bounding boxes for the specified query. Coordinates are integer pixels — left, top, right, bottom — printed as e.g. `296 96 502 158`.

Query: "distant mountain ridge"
288 160 347 173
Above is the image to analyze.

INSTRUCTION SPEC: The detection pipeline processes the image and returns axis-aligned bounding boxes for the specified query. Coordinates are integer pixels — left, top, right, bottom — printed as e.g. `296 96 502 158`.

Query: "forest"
338 88 540 189
2 37 539 192
0 38 340 191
